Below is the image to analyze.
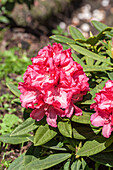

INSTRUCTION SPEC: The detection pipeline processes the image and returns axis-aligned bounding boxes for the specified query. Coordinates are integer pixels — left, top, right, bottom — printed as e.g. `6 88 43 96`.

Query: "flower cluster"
90 80 113 138
18 43 89 127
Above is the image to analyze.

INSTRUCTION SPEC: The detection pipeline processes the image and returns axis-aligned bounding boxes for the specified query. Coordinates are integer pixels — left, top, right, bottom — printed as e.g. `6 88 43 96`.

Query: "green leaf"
43 144 67 151
80 99 94 105
107 71 113 80
6 82 21 97
71 160 82 170
76 27 112 46
24 145 41 165
10 118 38 136
72 53 85 69
69 44 113 66
84 66 113 72
103 143 113 152
50 35 75 44
43 141 67 151
34 124 57 146
8 153 25 170
71 111 91 124
76 135 113 157
81 159 89 170
25 153 71 170
91 20 108 32
90 152 113 167
0 133 29 144
90 79 108 99
73 124 100 140
27 136 34 142
63 159 71 170
69 26 86 40
58 121 72 138
0 16 9 24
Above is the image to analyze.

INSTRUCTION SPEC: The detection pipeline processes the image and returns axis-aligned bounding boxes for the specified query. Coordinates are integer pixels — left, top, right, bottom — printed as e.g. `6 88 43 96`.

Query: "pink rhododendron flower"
18 43 89 127
90 80 113 138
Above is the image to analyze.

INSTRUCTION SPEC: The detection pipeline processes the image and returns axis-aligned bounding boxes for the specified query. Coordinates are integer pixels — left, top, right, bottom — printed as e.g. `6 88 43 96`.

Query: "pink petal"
65 103 74 118
74 105 82 116
30 106 45 121
20 91 37 108
45 107 57 127
65 103 82 118
90 113 105 127
102 123 112 138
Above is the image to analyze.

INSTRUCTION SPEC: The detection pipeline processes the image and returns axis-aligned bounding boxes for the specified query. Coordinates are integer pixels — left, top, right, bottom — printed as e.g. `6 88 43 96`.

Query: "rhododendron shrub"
18 43 89 127
90 80 113 138
6 21 113 169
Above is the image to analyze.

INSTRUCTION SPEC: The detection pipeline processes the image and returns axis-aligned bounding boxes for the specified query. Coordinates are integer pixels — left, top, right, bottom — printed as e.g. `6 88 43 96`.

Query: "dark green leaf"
25 153 71 170
73 124 100 140
6 82 21 97
11 118 38 136
24 145 41 165
76 135 113 156
34 124 57 146
90 152 113 167
103 143 113 152
58 121 72 138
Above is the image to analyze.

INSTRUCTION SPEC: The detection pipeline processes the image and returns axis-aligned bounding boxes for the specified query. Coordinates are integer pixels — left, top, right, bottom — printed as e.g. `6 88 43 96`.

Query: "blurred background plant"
0 0 34 24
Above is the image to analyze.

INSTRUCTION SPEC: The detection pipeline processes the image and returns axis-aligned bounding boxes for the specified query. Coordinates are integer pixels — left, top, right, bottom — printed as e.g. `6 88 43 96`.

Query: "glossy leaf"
11 118 38 136
25 153 71 170
91 20 108 32
58 121 72 138
34 124 57 146
71 111 91 124
69 26 86 40
69 44 113 66
76 136 113 156
50 35 75 43
6 82 21 97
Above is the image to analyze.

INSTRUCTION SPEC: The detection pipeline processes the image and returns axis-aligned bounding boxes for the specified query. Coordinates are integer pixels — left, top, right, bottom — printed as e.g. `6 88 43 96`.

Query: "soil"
0 0 113 169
